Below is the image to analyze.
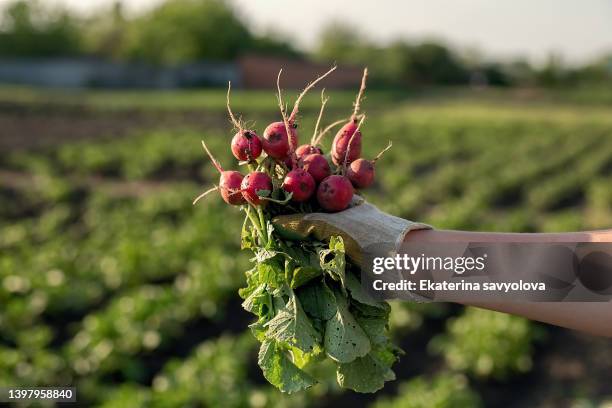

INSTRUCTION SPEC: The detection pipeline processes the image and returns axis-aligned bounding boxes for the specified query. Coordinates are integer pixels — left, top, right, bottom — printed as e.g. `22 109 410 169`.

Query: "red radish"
262 121 297 159
231 130 262 161
332 68 368 166
316 175 354 212
241 171 273 206
332 119 362 165
282 168 316 202
347 142 392 189
296 144 322 158
300 153 331 183
227 82 262 161
194 141 245 206
347 141 392 189
346 159 373 189
219 171 245 204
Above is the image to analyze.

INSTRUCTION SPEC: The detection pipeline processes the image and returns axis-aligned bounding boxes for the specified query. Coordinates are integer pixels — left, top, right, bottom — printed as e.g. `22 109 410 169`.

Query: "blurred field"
1 86 612 407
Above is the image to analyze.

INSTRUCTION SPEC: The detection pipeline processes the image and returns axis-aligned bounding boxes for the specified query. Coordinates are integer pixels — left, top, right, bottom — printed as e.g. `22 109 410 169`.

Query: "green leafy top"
239 226 401 394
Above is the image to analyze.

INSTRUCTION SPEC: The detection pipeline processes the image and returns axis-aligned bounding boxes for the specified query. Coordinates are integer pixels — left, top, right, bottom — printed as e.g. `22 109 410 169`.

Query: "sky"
5 0 612 65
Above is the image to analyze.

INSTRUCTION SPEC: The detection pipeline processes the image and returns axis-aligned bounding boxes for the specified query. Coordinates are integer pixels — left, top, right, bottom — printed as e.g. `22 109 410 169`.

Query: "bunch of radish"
194 67 391 213
194 68 401 394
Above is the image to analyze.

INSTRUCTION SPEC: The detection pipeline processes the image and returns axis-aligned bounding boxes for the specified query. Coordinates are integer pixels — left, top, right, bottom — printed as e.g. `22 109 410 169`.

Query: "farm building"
0 55 361 89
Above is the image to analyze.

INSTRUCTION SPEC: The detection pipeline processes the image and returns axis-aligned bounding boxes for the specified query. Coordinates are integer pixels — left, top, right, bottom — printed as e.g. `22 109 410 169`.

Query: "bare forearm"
405 229 612 337
405 228 612 243
470 302 612 337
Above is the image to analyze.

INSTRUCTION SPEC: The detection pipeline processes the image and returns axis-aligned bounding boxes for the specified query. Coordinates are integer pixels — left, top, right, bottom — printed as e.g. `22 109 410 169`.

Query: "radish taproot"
282 168 316 202
241 171 273 206
347 141 392 189
227 82 262 161
332 68 368 165
295 89 329 159
316 175 354 212
194 141 245 205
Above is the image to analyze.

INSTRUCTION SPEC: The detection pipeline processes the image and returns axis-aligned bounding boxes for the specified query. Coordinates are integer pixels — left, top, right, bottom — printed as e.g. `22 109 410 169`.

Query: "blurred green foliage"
315 23 468 86
0 0 299 63
313 21 611 88
429 308 539 379
117 0 251 63
373 373 482 408
0 0 81 57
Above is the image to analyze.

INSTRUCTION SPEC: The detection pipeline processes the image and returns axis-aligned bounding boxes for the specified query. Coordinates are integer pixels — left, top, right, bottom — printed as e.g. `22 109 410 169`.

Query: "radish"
231 130 262 162
332 119 362 165
282 168 316 202
316 175 354 212
265 67 337 163
194 141 245 206
332 68 368 166
296 144 323 158
347 142 392 189
300 153 331 183
241 171 273 206
227 82 262 161
219 171 246 205
262 121 298 160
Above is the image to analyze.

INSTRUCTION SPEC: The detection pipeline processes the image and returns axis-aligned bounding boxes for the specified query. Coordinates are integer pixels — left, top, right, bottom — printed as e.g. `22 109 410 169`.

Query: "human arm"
273 204 612 337
405 228 612 337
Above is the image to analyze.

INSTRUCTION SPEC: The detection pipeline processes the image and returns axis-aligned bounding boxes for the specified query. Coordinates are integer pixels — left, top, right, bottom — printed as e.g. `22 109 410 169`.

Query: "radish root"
313 118 346 146
276 69 297 168
373 141 392 163
311 89 329 145
201 140 224 173
288 66 337 123
352 68 368 120
226 82 243 131
193 185 219 205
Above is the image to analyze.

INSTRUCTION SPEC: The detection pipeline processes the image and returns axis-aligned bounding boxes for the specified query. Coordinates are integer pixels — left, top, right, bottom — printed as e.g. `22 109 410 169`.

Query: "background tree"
119 0 252 64
0 0 81 57
82 2 128 60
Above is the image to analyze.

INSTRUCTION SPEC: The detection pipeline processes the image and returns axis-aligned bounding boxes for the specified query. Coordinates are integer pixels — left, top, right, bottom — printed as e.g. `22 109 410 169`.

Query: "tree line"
0 0 609 87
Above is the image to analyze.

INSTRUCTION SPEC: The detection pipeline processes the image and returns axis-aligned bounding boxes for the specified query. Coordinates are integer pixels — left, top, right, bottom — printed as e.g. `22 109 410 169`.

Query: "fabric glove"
272 197 431 269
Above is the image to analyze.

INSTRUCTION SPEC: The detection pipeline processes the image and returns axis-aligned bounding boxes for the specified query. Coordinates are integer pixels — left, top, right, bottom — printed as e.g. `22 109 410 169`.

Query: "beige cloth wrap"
272 197 432 271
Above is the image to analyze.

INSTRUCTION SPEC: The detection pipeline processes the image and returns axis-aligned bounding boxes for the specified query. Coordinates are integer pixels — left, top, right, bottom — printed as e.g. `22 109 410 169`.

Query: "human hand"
272 196 431 268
